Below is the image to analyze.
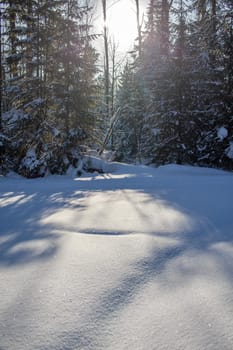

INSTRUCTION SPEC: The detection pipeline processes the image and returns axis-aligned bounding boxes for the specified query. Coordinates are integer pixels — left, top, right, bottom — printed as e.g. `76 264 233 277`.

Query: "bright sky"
94 0 148 53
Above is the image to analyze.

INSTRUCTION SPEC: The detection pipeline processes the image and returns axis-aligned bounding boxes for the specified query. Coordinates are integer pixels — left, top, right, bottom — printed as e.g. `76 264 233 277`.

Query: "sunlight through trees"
0 0 232 177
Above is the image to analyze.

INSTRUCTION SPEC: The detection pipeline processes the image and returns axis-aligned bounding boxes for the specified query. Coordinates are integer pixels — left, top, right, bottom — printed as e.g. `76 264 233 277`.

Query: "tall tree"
102 0 110 119
1 0 98 177
135 0 142 58
0 3 2 129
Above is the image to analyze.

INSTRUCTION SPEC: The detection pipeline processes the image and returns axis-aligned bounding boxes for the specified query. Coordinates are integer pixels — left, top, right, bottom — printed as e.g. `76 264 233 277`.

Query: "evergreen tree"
1 0 98 177
114 62 147 162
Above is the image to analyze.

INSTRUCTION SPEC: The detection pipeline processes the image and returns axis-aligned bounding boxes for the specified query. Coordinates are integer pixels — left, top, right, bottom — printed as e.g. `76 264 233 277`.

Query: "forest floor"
1 162 233 350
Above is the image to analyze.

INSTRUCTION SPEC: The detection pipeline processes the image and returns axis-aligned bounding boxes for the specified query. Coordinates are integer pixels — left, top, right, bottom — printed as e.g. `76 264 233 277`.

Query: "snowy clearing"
0 163 233 350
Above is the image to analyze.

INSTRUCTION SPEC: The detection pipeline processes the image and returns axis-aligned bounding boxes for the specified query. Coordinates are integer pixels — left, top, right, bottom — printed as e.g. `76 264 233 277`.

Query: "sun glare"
107 1 137 50
98 0 145 52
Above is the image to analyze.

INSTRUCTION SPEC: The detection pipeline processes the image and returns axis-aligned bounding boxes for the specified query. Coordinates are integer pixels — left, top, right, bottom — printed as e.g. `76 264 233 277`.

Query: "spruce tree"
1 0 98 177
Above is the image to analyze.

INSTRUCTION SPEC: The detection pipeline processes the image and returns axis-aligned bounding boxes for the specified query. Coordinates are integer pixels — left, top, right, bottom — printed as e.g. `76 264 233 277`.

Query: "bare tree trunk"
9 0 18 78
177 0 185 113
102 0 110 119
26 0 33 79
110 40 117 117
161 0 170 56
0 3 4 170
197 0 207 22
135 0 142 58
65 0 71 133
0 4 2 129
211 0 217 58
211 0 216 33
110 39 116 149
177 0 185 61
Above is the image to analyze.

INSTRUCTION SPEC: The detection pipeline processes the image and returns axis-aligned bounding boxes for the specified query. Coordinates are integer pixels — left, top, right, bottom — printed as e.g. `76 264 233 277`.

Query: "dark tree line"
0 0 98 177
0 0 232 177
114 0 233 170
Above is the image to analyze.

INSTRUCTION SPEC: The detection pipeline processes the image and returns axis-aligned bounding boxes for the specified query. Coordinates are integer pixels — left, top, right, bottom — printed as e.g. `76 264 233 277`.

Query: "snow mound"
83 156 119 173
217 126 228 141
156 163 229 176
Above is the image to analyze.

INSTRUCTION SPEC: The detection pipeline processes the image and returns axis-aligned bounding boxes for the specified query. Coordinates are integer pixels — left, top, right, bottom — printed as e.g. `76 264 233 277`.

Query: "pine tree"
154 0 192 165
184 0 230 168
114 62 147 162
1 0 98 177
135 0 174 164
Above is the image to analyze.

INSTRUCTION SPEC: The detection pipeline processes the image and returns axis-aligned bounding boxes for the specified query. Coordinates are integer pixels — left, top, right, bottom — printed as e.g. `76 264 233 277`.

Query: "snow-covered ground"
1 162 233 350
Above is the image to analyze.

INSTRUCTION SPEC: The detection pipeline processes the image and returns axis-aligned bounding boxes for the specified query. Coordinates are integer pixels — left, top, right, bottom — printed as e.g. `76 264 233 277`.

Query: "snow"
151 127 160 136
83 156 118 173
20 148 39 171
3 109 29 126
0 163 233 350
0 133 8 147
24 98 44 108
52 128 60 137
217 126 228 141
5 85 21 93
226 142 233 159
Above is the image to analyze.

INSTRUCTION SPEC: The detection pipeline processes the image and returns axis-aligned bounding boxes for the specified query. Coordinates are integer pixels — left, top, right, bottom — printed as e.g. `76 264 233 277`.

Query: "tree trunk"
135 0 142 58
9 0 18 78
102 0 110 119
65 0 71 133
211 0 217 58
26 0 33 79
0 4 2 129
161 0 169 56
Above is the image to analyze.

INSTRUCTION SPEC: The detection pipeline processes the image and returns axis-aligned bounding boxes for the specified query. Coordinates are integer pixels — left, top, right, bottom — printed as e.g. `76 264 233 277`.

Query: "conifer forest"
0 0 232 177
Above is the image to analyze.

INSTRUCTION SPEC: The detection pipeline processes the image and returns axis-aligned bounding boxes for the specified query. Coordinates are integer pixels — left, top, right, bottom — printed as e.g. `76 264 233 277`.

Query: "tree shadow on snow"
47 173 233 349
1 171 233 349
0 187 86 266
58 225 233 349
